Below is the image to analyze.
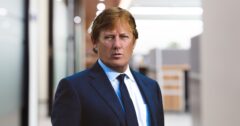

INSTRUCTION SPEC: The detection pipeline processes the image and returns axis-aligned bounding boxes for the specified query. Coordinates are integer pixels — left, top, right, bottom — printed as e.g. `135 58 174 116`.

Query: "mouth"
112 53 123 59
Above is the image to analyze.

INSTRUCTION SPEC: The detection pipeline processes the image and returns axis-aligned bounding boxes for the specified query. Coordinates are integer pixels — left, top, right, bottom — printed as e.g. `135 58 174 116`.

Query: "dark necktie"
117 74 139 126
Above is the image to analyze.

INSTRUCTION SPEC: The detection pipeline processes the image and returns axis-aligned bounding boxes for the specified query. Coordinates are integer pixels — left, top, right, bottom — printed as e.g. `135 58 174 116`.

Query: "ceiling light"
0 8 8 16
96 10 102 16
74 16 81 24
97 3 105 11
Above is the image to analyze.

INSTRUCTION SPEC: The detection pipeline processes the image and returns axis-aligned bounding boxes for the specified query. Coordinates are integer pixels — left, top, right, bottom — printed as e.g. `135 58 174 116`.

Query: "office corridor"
2 0 240 125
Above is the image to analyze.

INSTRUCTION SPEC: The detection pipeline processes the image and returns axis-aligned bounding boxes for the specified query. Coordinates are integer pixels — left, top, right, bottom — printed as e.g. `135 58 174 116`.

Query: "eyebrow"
103 32 130 35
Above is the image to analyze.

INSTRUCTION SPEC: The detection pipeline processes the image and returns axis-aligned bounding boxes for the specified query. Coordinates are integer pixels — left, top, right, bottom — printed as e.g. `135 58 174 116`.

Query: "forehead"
102 19 132 33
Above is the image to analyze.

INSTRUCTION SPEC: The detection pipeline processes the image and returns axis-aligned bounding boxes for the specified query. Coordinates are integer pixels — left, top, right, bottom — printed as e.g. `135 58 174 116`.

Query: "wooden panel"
163 85 180 90
161 65 187 112
163 75 180 80
163 95 182 111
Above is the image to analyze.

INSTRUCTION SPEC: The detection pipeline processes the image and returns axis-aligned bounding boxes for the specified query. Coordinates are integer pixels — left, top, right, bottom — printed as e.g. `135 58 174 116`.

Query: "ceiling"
130 0 201 7
83 0 121 30
83 0 202 29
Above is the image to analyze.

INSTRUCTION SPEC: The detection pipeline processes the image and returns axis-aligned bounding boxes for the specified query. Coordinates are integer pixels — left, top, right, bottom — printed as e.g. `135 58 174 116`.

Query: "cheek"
126 44 134 54
99 44 112 56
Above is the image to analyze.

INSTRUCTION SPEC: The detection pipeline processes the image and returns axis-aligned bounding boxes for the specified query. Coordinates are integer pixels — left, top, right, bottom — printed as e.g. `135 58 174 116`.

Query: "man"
51 7 164 126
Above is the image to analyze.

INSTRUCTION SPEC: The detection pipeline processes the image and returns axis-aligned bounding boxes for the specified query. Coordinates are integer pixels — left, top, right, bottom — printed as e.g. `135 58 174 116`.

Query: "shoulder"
57 69 91 89
132 70 162 96
65 69 91 82
57 62 103 89
131 70 158 84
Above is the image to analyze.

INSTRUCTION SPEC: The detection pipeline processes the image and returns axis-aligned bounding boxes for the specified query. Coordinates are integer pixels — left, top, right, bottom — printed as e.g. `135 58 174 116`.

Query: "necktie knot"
117 74 126 83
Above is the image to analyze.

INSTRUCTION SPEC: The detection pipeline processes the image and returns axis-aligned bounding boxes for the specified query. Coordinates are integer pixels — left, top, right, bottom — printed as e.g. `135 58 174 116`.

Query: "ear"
133 39 137 49
92 40 98 53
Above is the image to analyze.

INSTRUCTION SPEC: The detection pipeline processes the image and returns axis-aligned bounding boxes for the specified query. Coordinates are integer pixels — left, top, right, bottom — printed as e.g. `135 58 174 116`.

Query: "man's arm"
155 81 165 126
51 79 81 126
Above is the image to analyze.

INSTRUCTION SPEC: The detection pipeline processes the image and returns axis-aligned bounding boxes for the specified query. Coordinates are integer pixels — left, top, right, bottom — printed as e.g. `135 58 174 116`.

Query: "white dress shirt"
98 59 150 126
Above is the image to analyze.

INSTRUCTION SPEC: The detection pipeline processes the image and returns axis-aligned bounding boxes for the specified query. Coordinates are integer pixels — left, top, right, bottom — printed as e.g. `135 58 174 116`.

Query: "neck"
111 66 127 73
98 59 128 73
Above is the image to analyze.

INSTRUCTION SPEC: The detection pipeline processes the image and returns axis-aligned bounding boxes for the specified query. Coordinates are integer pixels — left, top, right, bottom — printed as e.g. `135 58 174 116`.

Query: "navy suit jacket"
51 62 164 126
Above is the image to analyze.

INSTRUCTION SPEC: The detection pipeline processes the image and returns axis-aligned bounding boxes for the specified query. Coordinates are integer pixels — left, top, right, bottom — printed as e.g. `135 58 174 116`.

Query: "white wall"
29 0 39 124
29 0 49 125
39 0 49 104
201 0 240 126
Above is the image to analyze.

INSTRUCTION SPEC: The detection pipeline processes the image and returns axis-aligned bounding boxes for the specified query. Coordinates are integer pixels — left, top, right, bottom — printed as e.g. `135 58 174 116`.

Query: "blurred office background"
0 0 240 126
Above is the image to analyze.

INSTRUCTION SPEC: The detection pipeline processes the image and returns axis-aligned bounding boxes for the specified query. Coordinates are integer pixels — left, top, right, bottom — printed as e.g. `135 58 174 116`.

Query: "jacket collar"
131 70 158 126
88 62 125 124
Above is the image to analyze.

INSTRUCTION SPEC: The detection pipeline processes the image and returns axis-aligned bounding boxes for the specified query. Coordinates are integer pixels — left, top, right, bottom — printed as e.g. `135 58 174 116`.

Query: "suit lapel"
131 71 158 126
88 62 125 124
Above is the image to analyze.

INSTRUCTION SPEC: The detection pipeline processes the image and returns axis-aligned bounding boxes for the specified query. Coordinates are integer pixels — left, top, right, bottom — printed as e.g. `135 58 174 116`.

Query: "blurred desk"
161 65 189 112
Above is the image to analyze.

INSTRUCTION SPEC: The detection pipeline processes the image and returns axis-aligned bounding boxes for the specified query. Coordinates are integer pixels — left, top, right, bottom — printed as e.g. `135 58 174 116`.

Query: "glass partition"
0 0 26 125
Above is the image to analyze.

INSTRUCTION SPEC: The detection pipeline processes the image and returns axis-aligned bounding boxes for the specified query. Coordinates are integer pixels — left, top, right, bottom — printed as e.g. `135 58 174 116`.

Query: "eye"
104 35 114 40
120 35 129 39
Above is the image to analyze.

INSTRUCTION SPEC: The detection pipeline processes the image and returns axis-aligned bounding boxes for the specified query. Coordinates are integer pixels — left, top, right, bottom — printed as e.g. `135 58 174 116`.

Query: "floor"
164 112 192 126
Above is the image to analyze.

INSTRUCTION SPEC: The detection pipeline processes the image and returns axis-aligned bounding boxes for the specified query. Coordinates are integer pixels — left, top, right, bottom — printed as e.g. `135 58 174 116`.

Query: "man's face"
94 20 136 72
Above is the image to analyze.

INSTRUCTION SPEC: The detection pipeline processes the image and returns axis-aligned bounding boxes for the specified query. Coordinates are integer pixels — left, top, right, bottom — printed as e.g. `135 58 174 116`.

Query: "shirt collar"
98 59 135 82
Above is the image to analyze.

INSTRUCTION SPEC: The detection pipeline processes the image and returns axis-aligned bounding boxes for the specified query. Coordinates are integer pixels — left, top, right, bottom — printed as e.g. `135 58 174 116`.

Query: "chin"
112 59 127 66
103 58 128 70
107 61 126 70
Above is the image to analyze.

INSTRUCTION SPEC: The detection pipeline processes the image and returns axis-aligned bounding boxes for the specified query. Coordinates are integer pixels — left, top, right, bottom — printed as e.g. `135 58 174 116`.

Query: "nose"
113 36 122 49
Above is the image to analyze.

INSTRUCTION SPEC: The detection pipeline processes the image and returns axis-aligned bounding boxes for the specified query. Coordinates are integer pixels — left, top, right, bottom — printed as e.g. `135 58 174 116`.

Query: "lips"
112 53 123 58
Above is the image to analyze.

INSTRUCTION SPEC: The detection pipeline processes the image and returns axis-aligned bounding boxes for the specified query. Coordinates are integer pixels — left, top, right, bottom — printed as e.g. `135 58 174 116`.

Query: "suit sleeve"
51 79 81 126
155 81 165 126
